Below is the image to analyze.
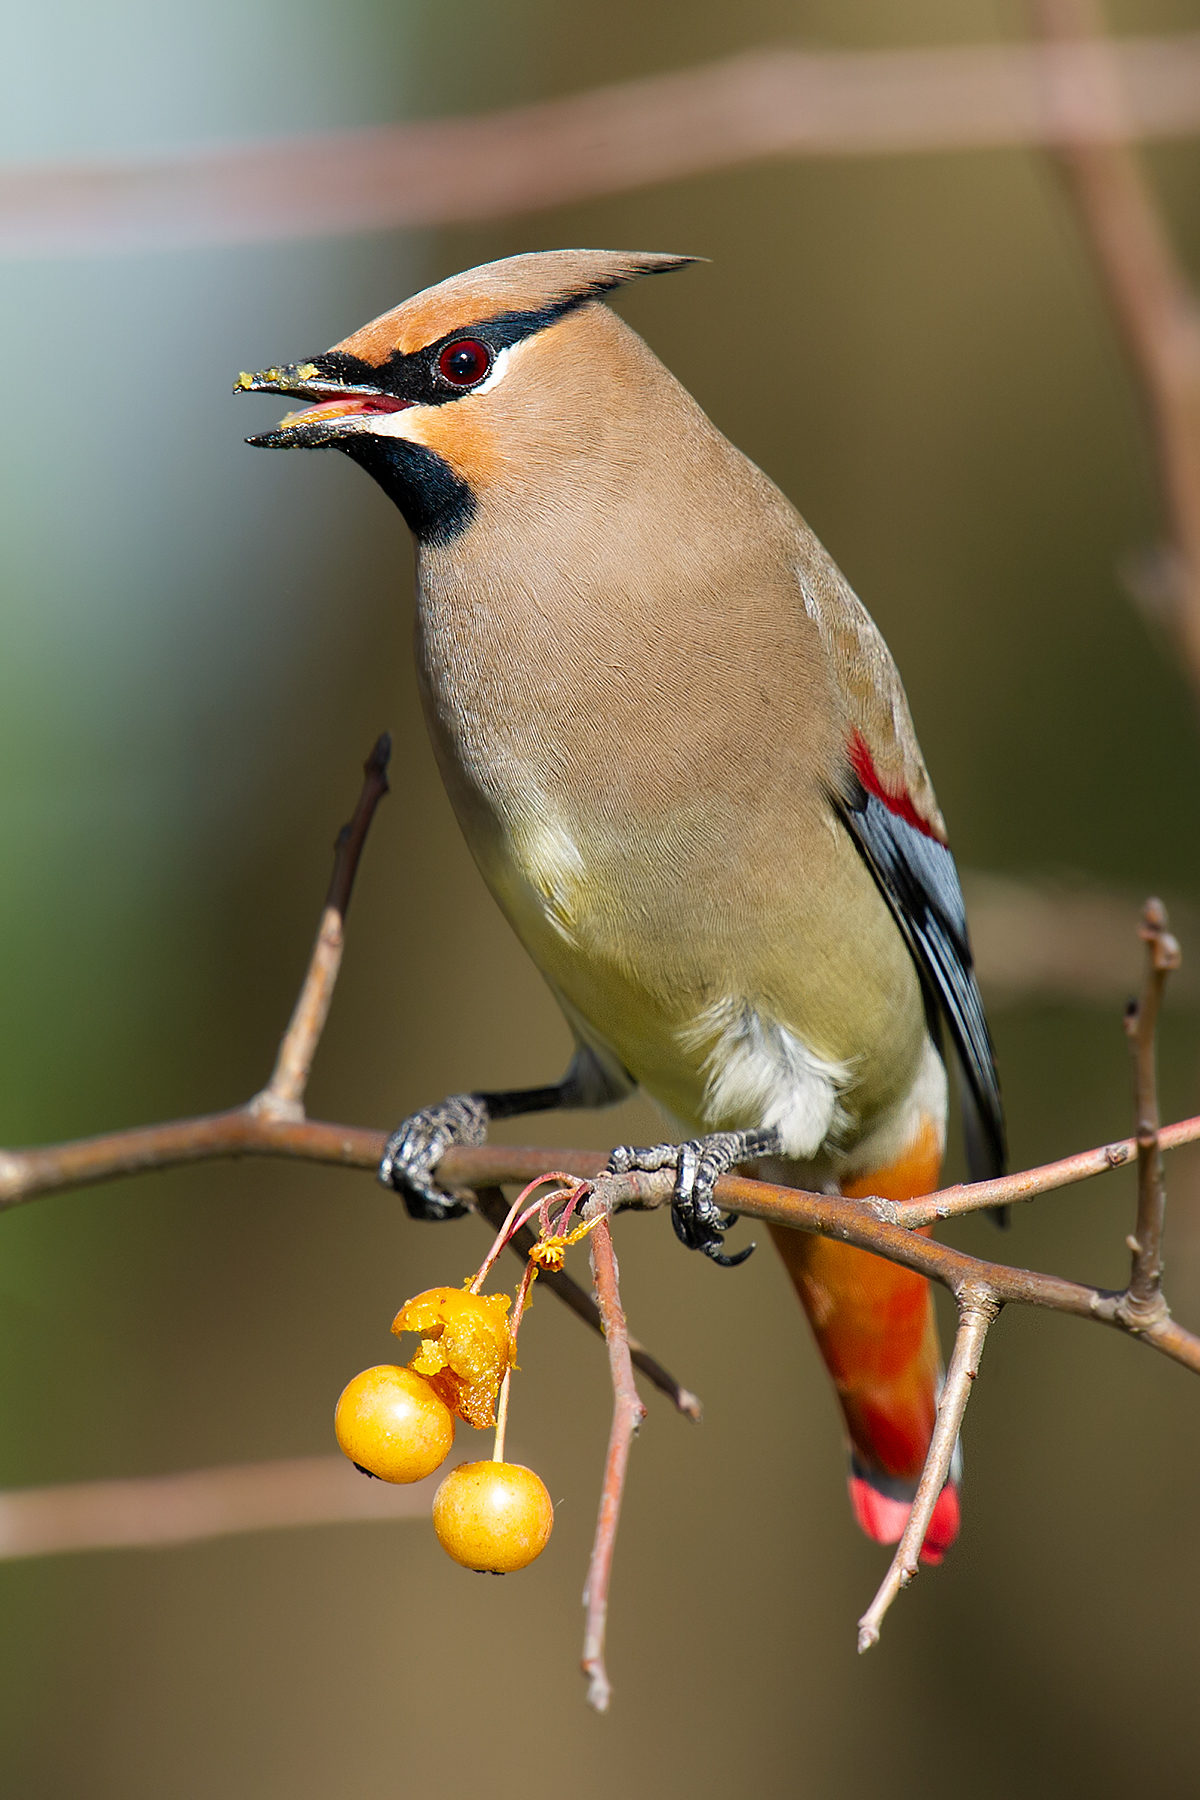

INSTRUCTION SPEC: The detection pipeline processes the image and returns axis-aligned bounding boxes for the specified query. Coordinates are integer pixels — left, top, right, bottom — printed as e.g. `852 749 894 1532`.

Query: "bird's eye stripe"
436 338 492 388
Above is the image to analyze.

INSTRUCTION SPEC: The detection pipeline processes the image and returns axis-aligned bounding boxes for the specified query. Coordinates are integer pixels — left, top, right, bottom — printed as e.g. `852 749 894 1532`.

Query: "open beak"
234 361 412 447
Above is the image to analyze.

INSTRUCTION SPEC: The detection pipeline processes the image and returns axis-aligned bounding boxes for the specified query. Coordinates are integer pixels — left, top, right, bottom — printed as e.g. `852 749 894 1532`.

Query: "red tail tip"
849 1475 960 1565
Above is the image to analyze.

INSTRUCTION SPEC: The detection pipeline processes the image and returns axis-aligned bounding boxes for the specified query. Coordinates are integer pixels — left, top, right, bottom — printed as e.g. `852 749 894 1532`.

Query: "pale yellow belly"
469 794 927 1157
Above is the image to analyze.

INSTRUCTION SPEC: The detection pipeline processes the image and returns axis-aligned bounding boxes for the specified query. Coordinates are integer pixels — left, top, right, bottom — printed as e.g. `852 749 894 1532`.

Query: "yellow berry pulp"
334 1365 455 1484
432 1461 554 1572
392 1287 512 1429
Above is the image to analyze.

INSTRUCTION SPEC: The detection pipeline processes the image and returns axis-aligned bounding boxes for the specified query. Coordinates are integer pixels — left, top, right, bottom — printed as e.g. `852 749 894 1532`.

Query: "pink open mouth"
277 392 414 431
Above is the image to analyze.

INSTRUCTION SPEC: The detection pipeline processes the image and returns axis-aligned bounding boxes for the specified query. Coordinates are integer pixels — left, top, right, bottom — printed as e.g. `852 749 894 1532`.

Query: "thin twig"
856 1297 997 1652
581 1212 647 1713
1030 0 1200 700
1122 898 1182 1316
0 1456 433 1561
473 1187 702 1419
873 1110 1200 1226
6 35 1200 256
252 731 391 1119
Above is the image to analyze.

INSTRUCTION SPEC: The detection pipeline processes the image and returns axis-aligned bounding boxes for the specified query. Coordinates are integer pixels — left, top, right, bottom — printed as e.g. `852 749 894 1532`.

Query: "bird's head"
236 248 696 547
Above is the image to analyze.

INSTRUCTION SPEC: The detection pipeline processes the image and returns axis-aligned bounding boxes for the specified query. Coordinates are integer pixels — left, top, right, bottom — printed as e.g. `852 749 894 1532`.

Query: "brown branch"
0 1108 386 1207
581 1162 1200 1377
5 1094 1200 1355
0 1456 432 1561
7 1102 1200 1223
1122 899 1182 1315
252 731 391 1120
1030 0 1200 701
5 1109 1200 1366
581 1213 647 1713
856 1297 997 1651
6 36 1200 256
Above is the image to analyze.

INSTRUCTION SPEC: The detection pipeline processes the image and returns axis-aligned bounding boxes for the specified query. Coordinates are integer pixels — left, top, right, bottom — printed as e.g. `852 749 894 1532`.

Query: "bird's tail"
767 1119 958 1564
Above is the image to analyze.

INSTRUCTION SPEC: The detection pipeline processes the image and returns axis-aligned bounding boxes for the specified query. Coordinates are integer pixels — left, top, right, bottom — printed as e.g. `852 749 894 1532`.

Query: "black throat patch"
339 434 475 547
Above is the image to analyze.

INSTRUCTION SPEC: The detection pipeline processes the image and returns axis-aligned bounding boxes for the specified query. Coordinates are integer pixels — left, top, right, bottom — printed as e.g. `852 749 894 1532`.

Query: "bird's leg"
378 1083 570 1220
606 1128 782 1266
378 1044 632 1221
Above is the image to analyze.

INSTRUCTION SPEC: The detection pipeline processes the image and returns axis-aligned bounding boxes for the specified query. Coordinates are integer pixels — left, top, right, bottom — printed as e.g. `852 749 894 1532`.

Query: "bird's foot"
606 1128 780 1266
378 1093 489 1221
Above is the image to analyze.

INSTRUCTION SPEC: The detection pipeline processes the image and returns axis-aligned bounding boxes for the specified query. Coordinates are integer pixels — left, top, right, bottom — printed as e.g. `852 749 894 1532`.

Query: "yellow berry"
334 1365 454 1484
432 1461 554 1572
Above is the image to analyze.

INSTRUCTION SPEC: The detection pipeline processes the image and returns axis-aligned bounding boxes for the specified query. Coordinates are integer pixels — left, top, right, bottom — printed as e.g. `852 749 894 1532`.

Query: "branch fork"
855 897 1183 1650
857 1292 999 1653
1119 897 1181 1324
250 731 392 1124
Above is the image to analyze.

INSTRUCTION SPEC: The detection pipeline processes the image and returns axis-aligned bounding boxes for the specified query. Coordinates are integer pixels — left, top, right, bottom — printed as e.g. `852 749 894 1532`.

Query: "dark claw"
607 1127 777 1267
669 1160 749 1266
378 1093 489 1221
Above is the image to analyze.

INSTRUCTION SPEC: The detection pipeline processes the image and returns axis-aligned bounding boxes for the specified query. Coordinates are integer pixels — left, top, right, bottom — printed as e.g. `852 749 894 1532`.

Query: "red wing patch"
848 730 939 841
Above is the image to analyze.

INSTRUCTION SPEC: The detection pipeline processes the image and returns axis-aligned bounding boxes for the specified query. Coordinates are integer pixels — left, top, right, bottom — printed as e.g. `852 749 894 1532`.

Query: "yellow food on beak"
234 362 319 392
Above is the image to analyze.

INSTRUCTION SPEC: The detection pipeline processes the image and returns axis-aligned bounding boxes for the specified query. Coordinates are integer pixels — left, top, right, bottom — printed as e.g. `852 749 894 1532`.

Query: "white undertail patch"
680 999 853 1160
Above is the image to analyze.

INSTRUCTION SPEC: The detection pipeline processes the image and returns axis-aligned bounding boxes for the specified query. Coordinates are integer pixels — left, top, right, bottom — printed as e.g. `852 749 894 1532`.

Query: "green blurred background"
3 1 1200 1794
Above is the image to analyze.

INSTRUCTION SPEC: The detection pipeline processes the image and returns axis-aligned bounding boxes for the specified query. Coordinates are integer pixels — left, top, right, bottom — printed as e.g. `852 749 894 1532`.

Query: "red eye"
437 339 492 387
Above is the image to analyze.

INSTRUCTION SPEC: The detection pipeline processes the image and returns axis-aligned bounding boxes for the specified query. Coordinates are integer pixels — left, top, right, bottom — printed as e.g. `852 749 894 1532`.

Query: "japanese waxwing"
238 249 1004 1562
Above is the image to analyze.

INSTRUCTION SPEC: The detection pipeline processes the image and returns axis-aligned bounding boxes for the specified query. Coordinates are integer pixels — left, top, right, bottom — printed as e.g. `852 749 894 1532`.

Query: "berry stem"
492 1369 511 1464
469 1173 584 1293
490 1250 541 1463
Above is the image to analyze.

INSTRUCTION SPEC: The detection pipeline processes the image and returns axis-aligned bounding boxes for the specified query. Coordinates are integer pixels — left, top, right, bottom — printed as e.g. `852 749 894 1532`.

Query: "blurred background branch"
963 871 1199 1004
4 32 1200 257
1030 0 1200 705
0 1456 433 1561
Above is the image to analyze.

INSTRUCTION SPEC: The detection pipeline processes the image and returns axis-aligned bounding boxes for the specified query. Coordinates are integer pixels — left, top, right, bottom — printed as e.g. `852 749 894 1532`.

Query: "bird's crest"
332 249 698 365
